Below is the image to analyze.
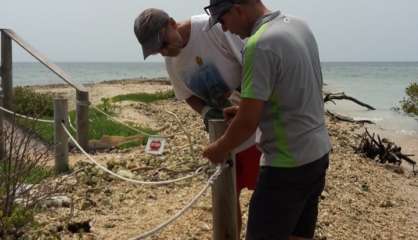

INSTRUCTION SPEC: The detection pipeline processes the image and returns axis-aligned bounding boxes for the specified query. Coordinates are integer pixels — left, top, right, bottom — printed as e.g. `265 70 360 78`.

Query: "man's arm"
203 98 264 164
185 95 206 114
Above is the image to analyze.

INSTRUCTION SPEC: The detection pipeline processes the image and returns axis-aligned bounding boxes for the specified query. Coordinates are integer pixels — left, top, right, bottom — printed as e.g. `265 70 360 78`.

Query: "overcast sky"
1 0 418 62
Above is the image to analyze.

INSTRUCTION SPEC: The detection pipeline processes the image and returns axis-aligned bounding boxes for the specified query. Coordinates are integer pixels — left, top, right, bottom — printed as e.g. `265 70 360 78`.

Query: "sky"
1 0 418 62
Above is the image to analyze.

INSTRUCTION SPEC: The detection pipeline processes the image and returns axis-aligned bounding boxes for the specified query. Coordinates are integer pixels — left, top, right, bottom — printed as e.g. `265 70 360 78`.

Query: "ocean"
10 61 418 160
321 62 418 163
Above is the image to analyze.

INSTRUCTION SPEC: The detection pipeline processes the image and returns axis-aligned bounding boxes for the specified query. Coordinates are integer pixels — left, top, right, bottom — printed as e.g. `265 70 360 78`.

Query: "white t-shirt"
165 14 255 154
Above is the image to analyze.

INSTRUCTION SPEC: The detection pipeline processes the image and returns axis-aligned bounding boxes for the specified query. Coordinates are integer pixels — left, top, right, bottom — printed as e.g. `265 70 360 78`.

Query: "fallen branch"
355 129 416 174
324 92 376 110
326 110 375 124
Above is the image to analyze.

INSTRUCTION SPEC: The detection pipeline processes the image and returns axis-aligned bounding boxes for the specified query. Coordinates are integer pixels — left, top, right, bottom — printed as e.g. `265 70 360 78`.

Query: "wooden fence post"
208 119 239 240
54 97 69 173
0 90 4 161
1 30 13 110
76 90 89 151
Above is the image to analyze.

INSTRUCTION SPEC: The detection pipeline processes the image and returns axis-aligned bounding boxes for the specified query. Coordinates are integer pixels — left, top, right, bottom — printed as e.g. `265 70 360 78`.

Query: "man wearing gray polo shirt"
203 0 332 239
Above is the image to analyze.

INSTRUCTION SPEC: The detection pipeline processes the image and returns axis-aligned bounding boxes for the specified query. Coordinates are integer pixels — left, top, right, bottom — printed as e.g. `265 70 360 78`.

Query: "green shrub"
0 164 51 185
400 82 418 116
97 97 119 115
13 87 54 118
0 206 34 238
112 90 175 103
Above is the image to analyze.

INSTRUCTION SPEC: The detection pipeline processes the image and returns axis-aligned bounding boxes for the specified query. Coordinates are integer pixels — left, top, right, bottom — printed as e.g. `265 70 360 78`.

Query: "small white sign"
145 136 166 155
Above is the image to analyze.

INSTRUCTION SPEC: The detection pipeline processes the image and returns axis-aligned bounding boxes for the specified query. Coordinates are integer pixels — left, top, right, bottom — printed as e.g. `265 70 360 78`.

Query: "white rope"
164 110 197 163
92 106 160 137
0 106 54 123
61 123 205 185
130 165 225 240
68 116 77 132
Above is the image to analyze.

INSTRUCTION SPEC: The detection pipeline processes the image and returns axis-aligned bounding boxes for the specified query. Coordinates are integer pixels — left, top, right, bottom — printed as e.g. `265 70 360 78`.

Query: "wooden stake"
76 90 89 151
1 30 13 110
208 119 239 240
54 97 69 173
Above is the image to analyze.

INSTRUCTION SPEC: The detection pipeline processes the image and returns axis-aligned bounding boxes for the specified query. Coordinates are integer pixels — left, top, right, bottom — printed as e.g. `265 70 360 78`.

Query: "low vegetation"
112 90 175 103
12 88 158 147
400 82 418 116
0 118 54 239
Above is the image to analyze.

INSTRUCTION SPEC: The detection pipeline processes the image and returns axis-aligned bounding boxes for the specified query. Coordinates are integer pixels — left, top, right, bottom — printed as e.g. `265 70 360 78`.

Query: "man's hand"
223 106 239 124
203 141 229 164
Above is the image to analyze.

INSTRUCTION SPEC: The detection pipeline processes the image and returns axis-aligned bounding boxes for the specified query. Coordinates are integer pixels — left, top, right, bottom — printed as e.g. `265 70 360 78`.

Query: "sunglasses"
204 1 234 17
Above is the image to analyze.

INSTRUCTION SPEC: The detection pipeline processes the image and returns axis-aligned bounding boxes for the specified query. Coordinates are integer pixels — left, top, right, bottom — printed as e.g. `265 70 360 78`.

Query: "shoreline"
23 77 171 89
28 77 418 166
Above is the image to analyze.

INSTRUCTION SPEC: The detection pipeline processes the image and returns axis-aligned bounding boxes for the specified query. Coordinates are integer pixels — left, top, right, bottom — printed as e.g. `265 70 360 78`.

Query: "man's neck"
248 5 271 32
177 20 192 48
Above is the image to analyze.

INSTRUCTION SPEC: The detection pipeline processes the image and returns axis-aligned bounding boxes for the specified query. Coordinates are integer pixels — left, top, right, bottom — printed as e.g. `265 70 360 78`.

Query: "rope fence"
92 105 198 163
164 110 197 163
0 98 232 239
68 116 77 132
130 164 225 240
61 122 206 185
0 106 54 123
61 120 228 239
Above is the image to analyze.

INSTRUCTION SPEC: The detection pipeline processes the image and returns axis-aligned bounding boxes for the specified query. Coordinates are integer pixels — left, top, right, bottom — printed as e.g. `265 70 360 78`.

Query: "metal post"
54 97 69 173
209 119 239 240
76 90 89 151
1 30 13 110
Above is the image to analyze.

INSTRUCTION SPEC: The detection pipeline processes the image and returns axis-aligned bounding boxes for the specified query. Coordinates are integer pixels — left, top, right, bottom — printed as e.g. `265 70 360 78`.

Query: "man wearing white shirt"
134 8 261 232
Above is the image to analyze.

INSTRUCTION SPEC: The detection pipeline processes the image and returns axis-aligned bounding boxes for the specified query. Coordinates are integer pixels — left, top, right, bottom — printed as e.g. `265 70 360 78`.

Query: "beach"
21 79 418 240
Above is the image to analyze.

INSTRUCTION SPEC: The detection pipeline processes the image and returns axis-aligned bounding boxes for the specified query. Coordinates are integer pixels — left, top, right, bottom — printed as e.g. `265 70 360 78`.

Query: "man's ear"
169 17 177 28
233 4 248 23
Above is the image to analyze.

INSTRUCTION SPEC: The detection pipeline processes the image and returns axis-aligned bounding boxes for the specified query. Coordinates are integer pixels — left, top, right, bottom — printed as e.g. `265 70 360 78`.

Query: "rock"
42 196 71 208
127 162 138 170
116 169 135 179
379 200 395 208
103 223 116 229
104 188 112 196
82 233 96 240
321 191 329 200
67 220 91 233
81 199 97 210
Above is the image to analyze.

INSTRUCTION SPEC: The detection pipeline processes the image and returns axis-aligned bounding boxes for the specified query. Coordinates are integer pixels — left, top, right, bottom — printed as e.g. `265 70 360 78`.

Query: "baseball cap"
134 8 170 59
204 0 237 31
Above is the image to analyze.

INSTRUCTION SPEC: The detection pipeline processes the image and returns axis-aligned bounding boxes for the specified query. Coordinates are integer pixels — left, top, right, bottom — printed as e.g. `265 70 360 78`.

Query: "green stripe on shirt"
270 94 297 167
241 23 269 99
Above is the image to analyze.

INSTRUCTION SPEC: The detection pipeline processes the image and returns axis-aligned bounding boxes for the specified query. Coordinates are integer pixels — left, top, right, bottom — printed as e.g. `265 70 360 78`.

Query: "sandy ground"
22 79 418 240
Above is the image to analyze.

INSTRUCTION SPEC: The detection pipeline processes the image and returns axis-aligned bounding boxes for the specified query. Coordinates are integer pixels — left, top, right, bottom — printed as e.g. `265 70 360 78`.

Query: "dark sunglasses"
204 1 234 16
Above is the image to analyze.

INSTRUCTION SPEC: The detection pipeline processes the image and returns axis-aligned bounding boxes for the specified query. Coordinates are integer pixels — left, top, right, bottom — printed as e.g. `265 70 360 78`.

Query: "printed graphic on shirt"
195 56 204 66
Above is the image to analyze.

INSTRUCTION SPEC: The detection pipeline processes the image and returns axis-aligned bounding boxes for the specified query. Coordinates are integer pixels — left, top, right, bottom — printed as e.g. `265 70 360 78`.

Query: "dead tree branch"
354 128 416 174
326 110 375 124
324 92 376 110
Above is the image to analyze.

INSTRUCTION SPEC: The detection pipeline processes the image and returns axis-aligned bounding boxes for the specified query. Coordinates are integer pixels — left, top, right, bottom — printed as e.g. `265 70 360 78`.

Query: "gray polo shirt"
241 11 331 168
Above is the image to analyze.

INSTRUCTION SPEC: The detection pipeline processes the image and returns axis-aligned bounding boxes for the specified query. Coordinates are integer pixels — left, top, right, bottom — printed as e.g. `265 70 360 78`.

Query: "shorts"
235 145 261 192
246 153 329 240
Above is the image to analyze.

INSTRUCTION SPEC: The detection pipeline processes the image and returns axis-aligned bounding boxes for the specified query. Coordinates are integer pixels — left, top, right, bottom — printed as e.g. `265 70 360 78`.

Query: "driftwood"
324 92 376 124
326 110 375 124
355 129 416 174
324 92 376 110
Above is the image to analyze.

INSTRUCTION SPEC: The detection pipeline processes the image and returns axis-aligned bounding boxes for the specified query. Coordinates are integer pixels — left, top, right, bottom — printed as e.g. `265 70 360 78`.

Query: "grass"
112 90 175 103
0 164 52 185
16 108 156 148
12 88 165 149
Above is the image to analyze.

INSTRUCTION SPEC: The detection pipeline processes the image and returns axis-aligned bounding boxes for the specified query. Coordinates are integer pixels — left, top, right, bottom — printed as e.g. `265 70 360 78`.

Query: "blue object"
186 63 231 109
